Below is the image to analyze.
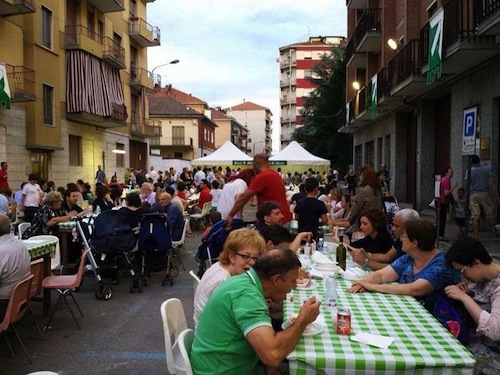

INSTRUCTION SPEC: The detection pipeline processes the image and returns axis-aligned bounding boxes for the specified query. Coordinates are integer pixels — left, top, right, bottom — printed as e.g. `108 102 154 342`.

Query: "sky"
147 0 347 153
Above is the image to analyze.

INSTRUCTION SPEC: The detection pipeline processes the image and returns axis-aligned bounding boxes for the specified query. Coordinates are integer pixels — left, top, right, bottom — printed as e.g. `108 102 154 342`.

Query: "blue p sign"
463 111 475 137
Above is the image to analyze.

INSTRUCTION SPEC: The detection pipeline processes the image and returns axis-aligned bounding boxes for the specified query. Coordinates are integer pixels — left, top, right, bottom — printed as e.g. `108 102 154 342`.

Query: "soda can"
337 308 351 335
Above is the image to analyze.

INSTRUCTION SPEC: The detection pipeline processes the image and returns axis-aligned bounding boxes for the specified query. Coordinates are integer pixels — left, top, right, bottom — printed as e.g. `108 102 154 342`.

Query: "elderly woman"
444 238 500 373
349 209 393 256
348 164 383 233
22 191 78 238
348 220 460 310
193 228 266 326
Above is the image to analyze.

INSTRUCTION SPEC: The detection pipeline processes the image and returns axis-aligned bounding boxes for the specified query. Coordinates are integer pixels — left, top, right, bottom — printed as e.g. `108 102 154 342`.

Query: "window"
304 51 312 60
69 135 82 166
172 126 184 145
116 143 125 167
43 84 54 126
174 152 183 158
41 6 52 48
365 141 375 166
384 134 391 166
377 137 383 166
354 144 362 171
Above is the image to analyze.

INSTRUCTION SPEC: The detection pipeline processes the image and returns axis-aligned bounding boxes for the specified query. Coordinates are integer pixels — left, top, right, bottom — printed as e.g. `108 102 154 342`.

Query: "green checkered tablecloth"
23 238 58 259
284 278 476 375
58 221 76 229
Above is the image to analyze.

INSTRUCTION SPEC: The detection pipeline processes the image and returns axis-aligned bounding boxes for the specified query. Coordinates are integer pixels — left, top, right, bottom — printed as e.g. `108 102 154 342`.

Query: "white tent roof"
270 141 329 165
192 141 252 165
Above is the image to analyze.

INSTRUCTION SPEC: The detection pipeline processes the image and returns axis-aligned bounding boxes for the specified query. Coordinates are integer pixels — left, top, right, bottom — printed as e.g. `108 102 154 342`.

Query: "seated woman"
92 184 114 212
23 191 79 238
445 238 500 352
348 220 460 310
349 209 393 259
193 228 266 326
328 193 352 231
119 192 148 230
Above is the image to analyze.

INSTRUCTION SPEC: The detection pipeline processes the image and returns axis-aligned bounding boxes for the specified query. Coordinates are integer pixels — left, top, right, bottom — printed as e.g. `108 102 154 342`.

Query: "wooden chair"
42 248 89 331
178 328 195 375
160 298 188 374
0 274 34 364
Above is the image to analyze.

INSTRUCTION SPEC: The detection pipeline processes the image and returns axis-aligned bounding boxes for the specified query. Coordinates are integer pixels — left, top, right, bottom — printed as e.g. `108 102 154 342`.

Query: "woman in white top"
193 227 266 326
209 180 222 210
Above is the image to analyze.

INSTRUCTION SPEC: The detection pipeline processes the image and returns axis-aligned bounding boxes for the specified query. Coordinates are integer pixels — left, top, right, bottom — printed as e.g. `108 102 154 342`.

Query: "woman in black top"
92 184 114 212
350 208 393 254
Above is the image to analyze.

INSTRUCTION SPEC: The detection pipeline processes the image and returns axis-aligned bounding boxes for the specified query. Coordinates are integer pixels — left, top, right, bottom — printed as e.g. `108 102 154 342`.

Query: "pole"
464 155 472 238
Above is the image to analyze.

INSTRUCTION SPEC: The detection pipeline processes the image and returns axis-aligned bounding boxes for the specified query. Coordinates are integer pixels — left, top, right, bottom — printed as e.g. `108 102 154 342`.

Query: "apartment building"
0 0 160 188
341 0 500 209
278 36 345 149
226 101 272 155
211 108 249 155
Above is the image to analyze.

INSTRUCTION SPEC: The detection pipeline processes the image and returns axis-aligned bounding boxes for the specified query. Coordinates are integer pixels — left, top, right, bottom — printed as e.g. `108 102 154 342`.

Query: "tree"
292 44 351 171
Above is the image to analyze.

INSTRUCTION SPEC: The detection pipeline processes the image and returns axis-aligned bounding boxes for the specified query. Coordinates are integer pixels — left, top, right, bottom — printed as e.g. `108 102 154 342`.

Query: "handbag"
432 296 469 344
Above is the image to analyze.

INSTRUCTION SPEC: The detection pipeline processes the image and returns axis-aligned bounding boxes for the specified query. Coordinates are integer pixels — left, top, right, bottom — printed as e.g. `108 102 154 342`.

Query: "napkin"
343 267 367 280
311 251 335 264
350 332 394 349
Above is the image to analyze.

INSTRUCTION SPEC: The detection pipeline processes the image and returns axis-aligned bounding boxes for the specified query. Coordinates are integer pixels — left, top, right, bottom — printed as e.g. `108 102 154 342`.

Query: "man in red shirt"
0 162 8 188
197 179 212 211
226 153 292 228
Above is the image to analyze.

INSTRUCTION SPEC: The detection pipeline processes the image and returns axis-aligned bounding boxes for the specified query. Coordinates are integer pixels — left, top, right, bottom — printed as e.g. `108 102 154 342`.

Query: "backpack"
432 296 469 344
137 213 172 254
196 219 247 261
91 210 137 255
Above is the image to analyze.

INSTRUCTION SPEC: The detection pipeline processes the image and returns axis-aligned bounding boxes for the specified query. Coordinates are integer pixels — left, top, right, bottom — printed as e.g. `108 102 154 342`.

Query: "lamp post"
150 59 180 87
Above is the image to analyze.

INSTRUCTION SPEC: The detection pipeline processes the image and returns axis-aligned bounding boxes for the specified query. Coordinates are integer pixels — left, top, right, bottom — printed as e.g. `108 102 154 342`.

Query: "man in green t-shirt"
191 249 320 374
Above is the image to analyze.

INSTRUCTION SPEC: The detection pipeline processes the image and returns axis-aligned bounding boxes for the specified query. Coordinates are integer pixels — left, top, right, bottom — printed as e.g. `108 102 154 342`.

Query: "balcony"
0 0 35 16
280 58 297 69
87 0 124 13
67 102 127 128
5 64 36 102
346 36 366 69
65 25 103 57
280 77 296 88
388 39 427 97
355 9 382 53
131 118 162 138
150 137 194 149
128 17 160 47
103 37 126 69
347 0 366 9
475 0 500 35
130 67 154 91
438 0 499 76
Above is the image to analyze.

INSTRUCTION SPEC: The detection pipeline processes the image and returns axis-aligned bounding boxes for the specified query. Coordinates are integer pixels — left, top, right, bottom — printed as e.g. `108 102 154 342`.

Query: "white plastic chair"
178 328 195 375
29 235 62 274
189 270 200 293
171 219 189 270
17 222 31 240
189 202 211 230
160 298 188 375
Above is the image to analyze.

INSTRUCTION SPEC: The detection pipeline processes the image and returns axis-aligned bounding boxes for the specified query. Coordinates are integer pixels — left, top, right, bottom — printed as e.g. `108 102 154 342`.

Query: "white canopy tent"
191 141 252 166
270 141 330 166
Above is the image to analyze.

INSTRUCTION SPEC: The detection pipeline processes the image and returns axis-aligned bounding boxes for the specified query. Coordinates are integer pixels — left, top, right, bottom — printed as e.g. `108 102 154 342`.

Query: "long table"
24 238 58 316
284 277 476 374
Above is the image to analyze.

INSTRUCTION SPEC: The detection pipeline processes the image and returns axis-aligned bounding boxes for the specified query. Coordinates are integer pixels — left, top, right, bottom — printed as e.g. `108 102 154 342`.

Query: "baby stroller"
196 218 247 278
75 210 140 299
137 213 178 287
382 195 400 232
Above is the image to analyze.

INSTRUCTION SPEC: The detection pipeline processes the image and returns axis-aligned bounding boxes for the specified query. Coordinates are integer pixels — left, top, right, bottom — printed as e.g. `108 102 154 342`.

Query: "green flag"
0 63 12 109
370 73 378 118
427 8 444 85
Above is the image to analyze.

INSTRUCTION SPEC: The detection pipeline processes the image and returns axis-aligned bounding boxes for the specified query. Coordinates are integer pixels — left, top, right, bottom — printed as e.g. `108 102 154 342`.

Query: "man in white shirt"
194 166 206 186
147 165 158 183
21 173 44 223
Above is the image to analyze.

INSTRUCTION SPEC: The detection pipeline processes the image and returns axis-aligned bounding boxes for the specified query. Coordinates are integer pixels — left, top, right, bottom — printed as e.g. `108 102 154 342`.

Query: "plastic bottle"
325 273 337 307
87 205 93 216
318 238 325 253
95 205 101 215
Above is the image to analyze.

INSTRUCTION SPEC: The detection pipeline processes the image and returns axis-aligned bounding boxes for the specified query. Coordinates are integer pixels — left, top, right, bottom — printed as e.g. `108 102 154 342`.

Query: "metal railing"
443 0 476 50
5 64 36 101
128 17 161 44
355 8 382 47
474 0 500 25
388 39 422 87
65 25 102 48
111 103 127 121
131 118 162 136
103 37 125 66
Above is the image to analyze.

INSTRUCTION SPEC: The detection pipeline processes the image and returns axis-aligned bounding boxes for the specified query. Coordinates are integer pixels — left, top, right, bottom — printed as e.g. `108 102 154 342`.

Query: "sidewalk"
419 208 500 260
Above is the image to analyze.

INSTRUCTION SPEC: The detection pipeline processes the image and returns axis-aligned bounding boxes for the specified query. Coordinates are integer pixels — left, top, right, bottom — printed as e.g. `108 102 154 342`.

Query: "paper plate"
313 263 339 271
281 320 324 336
296 279 316 290
296 278 311 288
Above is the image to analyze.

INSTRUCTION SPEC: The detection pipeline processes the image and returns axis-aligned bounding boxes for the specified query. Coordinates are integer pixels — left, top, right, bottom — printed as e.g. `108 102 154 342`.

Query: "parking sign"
462 107 477 155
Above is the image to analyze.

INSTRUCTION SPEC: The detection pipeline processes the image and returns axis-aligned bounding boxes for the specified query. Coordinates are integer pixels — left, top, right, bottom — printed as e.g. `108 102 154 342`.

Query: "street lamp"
150 59 180 88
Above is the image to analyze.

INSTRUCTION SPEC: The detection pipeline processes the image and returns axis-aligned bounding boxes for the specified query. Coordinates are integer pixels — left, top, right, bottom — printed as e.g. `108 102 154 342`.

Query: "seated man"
0 213 30 320
255 201 284 235
348 220 460 310
149 192 184 241
140 182 156 206
191 249 321 374
62 187 84 214
262 224 311 252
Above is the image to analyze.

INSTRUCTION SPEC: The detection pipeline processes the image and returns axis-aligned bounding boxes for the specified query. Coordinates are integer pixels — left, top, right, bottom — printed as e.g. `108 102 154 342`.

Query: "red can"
337 308 351 335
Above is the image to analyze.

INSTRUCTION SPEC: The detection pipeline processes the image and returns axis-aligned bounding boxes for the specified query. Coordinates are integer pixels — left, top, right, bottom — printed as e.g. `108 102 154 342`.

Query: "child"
210 180 221 211
454 187 466 238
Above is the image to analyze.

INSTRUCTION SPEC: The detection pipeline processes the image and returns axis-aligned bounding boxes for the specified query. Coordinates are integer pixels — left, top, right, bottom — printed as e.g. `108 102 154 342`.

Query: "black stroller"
75 209 141 299
137 213 179 287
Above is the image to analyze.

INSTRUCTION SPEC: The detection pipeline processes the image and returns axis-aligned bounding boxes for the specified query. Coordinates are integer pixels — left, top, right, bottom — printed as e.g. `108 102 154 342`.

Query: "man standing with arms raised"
225 153 292 228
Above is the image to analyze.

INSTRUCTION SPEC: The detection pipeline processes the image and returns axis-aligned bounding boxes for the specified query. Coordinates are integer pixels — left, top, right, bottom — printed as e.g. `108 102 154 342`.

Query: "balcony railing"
280 58 296 69
130 67 154 91
369 67 391 104
151 137 194 147
280 78 296 87
355 9 382 52
103 37 126 69
65 25 103 53
388 39 422 88
5 64 36 102
443 0 476 50
111 102 127 122
131 117 162 137
129 17 160 47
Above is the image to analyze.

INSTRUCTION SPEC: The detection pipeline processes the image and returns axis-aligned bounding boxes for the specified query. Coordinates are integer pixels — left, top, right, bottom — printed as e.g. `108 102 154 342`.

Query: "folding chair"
171 218 190 271
189 202 211 230
178 328 195 375
160 298 188 375
189 270 200 293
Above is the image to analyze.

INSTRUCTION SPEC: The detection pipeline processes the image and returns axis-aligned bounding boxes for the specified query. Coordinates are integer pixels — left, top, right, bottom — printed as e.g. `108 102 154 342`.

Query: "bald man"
150 192 184 241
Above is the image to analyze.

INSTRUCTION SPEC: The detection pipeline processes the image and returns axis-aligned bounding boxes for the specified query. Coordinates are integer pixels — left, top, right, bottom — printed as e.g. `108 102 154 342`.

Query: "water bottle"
325 273 337 307
87 205 93 216
95 205 101 215
318 238 325 253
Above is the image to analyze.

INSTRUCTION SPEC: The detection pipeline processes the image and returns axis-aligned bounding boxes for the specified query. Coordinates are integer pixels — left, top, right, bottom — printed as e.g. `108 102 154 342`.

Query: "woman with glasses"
193 228 266 326
348 220 460 310
445 237 500 341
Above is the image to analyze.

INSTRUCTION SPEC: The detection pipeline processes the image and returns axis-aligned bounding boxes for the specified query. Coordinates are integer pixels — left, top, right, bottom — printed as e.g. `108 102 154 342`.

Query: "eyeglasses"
458 265 469 274
235 253 259 262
